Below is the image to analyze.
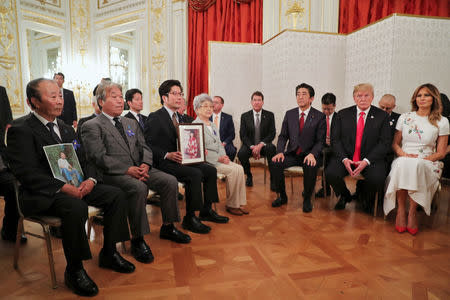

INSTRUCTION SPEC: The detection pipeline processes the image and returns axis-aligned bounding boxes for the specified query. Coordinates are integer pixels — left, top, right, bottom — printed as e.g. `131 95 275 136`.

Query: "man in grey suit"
81 82 191 264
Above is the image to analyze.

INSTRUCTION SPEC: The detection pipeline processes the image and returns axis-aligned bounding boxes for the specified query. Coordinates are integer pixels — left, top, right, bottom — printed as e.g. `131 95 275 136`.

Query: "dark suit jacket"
239 109 275 147
331 105 391 164
277 107 326 158
59 88 77 125
181 114 194 123
77 113 97 142
0 86 12 144
388 112 400 136
144 107 183 166
210 112 236 146
6 114 96 215
124 111 148 129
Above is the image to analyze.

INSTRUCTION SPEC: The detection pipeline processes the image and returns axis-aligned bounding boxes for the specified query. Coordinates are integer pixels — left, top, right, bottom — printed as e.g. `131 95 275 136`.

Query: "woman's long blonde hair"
410 83 442 127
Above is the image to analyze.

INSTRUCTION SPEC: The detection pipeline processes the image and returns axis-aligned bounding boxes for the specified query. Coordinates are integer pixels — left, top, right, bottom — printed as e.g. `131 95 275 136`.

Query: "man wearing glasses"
144 80 229 235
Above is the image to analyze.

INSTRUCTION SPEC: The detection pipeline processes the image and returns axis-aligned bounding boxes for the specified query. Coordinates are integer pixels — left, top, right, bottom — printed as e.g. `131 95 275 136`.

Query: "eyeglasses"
167 91 184 97
200 105 214 109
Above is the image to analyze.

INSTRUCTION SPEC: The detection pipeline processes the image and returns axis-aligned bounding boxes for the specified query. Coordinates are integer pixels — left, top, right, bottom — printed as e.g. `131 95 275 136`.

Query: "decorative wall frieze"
33 0 61 8
22 15 64 28
0 0 24 113
20 0 65 16
94 0 146 19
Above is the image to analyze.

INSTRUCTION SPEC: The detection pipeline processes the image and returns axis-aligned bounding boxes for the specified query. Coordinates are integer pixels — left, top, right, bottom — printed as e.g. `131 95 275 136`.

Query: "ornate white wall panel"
209 42 262 147
344 17 395 108
390 16 450 113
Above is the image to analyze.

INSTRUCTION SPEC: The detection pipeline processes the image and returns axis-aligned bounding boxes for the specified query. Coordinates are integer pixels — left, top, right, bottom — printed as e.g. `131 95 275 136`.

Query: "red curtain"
339 0 450 34
187 0 262 116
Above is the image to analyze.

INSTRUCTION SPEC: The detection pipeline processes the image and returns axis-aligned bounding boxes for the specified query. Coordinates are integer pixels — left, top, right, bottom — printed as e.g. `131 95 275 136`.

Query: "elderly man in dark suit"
177 98 194 123
326 83 391 210
124 88 147 130
270 83 326 212
82 82 191 254
54 73 77 128
7 79 135 296
238 91 276 187
144 79 228 235
211 95 237 161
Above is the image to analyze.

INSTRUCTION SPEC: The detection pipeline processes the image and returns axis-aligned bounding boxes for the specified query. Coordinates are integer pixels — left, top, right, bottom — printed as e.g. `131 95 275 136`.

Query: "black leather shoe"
50 226 62 238
182 215 211 234
199 209 229 223
177 193 184 201
334 195 351 210
272 197 287 207
315 188 324 198
99 249 135 273
1 228 27 244
246 176 253 187
64 268 98 297
160 224 191 243
130 240 154 263
302 199 312 213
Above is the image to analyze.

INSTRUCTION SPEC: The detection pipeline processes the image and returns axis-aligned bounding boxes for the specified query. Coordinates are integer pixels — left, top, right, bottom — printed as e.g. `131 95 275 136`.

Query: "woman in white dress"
193 93 248 216
384 83 449 235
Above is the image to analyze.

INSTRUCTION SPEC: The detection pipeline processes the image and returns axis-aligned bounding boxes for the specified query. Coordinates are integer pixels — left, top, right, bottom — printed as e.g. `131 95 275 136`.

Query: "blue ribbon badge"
72 139 80 150
126 125 135 137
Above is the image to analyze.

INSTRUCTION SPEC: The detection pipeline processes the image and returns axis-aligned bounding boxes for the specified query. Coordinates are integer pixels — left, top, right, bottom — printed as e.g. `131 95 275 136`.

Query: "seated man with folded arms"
270 83 326 212
81 82 191 256
7 79 134 297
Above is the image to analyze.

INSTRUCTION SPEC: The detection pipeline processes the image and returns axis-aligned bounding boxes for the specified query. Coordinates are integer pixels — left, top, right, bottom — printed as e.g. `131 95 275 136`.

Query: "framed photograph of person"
43 143 84 187
178 123 205 165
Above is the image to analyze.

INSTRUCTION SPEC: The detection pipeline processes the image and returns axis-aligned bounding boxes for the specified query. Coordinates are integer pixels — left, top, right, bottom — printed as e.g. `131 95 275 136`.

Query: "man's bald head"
379 94 396 115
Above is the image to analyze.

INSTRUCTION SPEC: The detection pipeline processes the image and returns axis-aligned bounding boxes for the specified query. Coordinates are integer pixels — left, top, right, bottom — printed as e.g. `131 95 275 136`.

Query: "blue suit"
269 106 326 200
210 112 237 161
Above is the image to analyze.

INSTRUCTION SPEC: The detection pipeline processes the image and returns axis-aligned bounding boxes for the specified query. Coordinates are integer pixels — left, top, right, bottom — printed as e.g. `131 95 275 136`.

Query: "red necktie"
326 115 330 138
296 112 305 155
352 112 365 162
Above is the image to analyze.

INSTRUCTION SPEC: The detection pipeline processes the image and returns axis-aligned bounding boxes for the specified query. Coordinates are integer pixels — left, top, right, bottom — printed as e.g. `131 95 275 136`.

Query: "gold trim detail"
34 0 61 8
97 0 126 9
22 15 64 28
20 8 65 23
102 16 141 29
94 8 146 24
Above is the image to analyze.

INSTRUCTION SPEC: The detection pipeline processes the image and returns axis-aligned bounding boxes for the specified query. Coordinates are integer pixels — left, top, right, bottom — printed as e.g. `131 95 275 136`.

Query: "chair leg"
14 218 24 269
42 224 58 289
121 241 127 253
213 203 217 211
290 175 294 195
87 218 93 240
373 191 378 217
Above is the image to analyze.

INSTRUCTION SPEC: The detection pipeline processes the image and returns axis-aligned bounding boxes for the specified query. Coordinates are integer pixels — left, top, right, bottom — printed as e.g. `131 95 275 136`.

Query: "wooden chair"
283 166 325 198
13 180 60 289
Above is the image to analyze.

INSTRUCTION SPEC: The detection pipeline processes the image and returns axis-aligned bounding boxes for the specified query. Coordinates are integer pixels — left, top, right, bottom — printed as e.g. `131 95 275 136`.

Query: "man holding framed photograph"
144 80 229 235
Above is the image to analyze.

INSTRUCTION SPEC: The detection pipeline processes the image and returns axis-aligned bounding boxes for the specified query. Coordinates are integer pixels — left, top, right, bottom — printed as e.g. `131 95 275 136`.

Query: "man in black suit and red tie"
54 72 77 128
211 95 237 161
326 83 391 210
270 83 326 212
238 91 276 187
315 93 337 198
124 88 147 131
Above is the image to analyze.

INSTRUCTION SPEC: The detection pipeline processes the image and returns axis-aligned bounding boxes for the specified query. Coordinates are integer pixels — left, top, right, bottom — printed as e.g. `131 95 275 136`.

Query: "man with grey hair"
82 82 191 264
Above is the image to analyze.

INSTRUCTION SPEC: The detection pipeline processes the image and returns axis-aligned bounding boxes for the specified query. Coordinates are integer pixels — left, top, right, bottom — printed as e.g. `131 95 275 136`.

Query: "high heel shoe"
395 225 406 233
407 227 418 235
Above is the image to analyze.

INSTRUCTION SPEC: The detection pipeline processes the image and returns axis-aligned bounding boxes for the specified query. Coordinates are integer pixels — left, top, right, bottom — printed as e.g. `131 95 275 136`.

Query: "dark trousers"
443 152 450 178
238 143 276 178
325 158 386 198
225 143 237 161
269 153 319 200
23 184 129 264
0 170 18 236
157 160 218 213
320 147 332 193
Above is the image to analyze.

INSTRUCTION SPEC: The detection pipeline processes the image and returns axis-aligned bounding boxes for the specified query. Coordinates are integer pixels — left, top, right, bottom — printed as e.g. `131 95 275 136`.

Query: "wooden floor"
1 167 449 300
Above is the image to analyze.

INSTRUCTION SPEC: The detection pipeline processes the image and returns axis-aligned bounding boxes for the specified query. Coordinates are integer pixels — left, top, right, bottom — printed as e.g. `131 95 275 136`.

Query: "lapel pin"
370 115 374 119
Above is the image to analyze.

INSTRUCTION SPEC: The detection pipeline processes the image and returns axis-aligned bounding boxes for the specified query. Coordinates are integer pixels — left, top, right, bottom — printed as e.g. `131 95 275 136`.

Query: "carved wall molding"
20 0 65 16
0 0 24 113
95 0 146 19
22 15 64 28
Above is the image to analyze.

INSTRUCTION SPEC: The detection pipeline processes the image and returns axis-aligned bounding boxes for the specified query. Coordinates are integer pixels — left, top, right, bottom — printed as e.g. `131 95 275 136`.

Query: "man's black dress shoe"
182 215 211 234
245 176 253 187
50 226 62 238
160 224 191 243
130 240 154 263
64 268 99 297
99 249 135 273
302 199 312 213
1 228 27 244
177 193 184 201
315 188 331 198
334 195 351 210
199 209 229 223
272 197 287 207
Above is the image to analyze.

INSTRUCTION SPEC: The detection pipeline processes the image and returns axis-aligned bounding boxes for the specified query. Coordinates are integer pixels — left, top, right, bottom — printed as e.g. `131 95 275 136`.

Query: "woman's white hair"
193 93 213 111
